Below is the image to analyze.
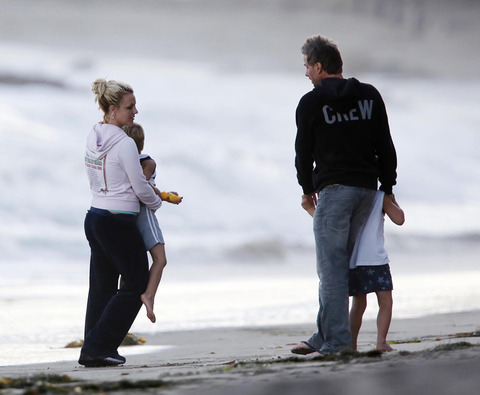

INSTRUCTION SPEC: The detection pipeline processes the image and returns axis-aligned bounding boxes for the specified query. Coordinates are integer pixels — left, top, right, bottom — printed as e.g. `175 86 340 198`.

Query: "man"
292 35 397 355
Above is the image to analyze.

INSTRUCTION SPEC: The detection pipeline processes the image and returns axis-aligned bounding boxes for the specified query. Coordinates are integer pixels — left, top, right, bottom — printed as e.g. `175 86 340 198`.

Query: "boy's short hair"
123 123 145 153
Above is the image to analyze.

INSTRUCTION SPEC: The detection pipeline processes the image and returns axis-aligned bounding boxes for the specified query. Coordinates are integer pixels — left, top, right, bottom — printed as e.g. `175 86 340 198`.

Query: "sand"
1 310 480 394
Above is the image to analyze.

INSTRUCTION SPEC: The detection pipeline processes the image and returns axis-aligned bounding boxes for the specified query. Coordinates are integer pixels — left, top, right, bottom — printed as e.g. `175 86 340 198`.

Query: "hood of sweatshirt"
86 122 127 160
312 77 362 112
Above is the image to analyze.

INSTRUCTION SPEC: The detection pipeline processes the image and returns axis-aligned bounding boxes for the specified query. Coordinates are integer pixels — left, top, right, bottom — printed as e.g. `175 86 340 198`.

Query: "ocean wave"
0 73 66 88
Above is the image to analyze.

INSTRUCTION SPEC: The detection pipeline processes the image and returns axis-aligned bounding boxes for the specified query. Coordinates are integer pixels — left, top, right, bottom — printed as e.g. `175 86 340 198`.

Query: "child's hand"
383 193 404 226
161 191 183 204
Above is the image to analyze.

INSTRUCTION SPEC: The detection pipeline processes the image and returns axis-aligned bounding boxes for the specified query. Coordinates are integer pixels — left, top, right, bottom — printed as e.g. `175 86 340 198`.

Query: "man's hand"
301 193 317 217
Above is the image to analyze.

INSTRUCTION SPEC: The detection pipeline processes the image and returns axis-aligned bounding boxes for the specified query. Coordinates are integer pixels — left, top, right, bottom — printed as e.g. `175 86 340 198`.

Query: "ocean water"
1 40 480 366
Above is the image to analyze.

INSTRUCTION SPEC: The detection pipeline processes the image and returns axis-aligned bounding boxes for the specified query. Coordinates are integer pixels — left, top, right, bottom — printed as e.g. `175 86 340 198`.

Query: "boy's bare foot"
141 294 156 323
376 342 394 352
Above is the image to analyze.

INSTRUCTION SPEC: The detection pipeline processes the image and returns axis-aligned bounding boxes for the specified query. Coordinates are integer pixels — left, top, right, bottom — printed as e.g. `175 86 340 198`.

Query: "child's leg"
375 290 393 352
349 294 367 351
141 243 167 323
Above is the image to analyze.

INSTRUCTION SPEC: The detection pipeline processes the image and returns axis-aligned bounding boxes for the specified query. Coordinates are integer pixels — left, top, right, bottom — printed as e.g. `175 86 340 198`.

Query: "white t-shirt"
349 191 389 269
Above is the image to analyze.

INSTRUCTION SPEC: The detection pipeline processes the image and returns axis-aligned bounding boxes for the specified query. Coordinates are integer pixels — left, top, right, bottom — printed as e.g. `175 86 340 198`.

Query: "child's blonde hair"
123 123 145 153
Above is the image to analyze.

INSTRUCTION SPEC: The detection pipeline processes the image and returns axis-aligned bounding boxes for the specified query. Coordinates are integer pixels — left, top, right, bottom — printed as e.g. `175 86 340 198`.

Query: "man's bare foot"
141 294 156 323
376 342 394 352
291 342 316 355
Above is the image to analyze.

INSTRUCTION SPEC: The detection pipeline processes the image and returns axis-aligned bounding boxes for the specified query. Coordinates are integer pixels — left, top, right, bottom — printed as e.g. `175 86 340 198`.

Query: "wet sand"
1 310 480 394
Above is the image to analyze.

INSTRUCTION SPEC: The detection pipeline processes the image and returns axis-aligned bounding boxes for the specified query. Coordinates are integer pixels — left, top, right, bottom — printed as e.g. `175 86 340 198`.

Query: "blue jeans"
81 207 149 359
307 185 375 353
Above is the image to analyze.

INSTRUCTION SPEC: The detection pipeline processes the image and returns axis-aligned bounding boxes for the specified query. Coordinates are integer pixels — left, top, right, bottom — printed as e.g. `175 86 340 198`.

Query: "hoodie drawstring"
100 154 108 194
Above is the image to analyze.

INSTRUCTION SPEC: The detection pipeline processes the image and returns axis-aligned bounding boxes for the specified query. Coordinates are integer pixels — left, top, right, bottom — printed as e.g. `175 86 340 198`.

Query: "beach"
1 0 480 393
1 310 480 394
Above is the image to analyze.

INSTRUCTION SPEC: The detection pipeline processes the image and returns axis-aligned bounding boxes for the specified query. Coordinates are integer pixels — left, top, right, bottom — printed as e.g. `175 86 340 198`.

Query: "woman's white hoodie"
84 122 162 212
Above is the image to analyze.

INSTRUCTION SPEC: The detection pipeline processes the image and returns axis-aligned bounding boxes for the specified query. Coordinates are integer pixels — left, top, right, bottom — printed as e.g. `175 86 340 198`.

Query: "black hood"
313 77 362 112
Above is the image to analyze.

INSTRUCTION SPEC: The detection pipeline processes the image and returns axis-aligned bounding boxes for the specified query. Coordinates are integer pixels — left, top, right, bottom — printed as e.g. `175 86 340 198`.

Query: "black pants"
81 207 148 358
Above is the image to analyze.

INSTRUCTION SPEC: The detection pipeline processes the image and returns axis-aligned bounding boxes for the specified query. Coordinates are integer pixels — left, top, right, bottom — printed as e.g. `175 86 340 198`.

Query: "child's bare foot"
141 293 156 323
376 342 393 352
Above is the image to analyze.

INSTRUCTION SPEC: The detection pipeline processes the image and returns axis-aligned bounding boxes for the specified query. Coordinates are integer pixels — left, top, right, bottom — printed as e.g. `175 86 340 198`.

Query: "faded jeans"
307 185 375 353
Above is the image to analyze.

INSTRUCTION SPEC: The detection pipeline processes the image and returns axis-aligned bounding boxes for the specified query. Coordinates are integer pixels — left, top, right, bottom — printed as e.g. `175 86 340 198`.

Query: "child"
348 191 404 352
123 123 182 323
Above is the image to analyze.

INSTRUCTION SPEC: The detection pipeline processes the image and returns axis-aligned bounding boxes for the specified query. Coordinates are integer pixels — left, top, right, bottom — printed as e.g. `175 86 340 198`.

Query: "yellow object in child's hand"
160 191 183 204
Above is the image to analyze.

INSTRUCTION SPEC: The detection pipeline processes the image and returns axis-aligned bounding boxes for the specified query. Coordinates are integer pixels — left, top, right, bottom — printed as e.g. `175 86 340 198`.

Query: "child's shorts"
137 204 165 251
349 264 393 296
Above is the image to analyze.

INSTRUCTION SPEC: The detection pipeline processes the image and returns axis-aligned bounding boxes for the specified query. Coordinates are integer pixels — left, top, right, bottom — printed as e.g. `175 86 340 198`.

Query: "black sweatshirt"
295 77 397 195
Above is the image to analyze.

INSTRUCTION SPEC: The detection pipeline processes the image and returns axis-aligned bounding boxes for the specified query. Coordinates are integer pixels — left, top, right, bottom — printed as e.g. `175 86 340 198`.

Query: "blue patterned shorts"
349 264 393 296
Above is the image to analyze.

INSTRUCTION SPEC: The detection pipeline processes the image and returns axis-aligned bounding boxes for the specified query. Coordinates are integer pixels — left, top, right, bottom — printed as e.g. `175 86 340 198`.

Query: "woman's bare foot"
141 293 156 323
376 341 393 352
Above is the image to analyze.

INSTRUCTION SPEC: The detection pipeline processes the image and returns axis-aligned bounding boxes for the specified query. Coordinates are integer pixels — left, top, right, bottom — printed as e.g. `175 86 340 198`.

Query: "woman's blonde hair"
123 123 145 153
91 78 134 115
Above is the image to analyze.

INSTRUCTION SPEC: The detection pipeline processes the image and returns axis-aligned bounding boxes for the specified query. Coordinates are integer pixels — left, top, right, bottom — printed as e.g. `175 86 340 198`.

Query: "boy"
123 123 182 323
349 192 404 352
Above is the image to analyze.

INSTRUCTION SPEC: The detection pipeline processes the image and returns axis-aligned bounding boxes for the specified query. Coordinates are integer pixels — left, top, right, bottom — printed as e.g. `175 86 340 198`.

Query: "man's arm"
294 97 316 195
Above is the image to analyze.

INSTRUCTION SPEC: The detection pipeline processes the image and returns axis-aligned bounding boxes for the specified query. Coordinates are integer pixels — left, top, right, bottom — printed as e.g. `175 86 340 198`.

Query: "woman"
79 78 162 367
